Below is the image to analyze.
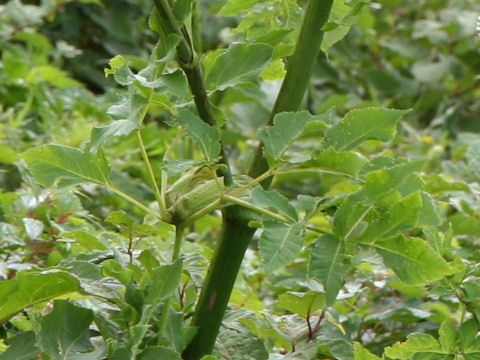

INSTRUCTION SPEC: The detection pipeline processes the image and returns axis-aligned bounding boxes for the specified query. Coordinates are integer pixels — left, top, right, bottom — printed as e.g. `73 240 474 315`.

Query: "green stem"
136 130 171 221
182 207 256 360
274 167 361 181
107 185 162 220
249 0 334 179
223 195 324 235
183 1 334 358
158 226 184 341
153 0 232 185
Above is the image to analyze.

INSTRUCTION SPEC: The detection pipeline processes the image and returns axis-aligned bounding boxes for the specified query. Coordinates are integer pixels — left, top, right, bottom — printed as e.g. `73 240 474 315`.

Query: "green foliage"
1 0 480 359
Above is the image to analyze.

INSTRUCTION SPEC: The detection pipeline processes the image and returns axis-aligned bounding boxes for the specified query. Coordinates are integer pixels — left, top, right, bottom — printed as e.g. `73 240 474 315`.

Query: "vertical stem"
249 0 334 179
183 1 335 359
153 0 232 185
182 208 255 360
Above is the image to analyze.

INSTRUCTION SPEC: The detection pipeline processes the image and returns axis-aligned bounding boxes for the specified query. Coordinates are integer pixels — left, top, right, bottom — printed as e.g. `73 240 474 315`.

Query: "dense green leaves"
2 0 480 359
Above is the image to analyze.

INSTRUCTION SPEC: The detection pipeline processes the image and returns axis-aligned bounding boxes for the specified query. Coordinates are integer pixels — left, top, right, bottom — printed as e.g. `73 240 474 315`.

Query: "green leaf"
374 236 452 285
0 271 79 324
439 322 457 353
0 332 38 360
88 93 148 153
384 333 445 359
178 109 221 162
417 192 442 227
146 259 183 303
459 319 478 351
466 141 480 172
257 111 321 162
218 0 262 16
303 148 367 177
353 342 381 360
30 65 83 88
355 192 423 244
22 144 110 187
363 160 425 201
38 300 106 360
105 210 135 227
172 0 193 23
62 231 109 251
277 291 325 318
325 108 411 151
251 187 298 222
334 194 372 240
259 221 304 272
138 347 180 360
205 43 273 91
309 234 349 306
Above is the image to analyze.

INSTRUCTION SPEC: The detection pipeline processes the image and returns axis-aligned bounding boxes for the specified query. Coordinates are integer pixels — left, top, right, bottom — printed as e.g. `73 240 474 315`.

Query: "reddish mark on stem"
208 292 217 310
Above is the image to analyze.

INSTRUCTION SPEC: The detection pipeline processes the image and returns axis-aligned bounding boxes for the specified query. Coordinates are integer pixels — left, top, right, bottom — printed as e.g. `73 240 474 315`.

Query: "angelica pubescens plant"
4 0 479 359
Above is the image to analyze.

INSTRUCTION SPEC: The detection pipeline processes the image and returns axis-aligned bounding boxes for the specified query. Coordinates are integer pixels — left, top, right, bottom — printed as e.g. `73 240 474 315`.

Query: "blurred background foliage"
1 0 480 359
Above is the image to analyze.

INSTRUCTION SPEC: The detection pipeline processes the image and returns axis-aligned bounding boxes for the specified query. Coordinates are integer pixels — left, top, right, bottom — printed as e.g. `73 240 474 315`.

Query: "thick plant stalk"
182 1 334 359
249 0 334 178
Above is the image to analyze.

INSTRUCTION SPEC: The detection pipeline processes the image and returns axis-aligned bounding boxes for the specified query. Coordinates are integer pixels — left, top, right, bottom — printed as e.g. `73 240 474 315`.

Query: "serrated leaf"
417 192 442 227
22 144 110 187
205 43 273 91
259 221 304 272
88 120 139 153
251 187 298 222
146 259 183 303
87 93 150 153
303 148 366 177
334 194 372 240
374 236 452 285
354 342 381 360
297 195 323 221
309 234 349 306
258 111 320 162
30 65 83 88
277 291 325 318
325 108 411 151
384 333 444 359
0 271 79 324
39 300 106 360
355 192 422 243
363 160 425 201
178 109 220 162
